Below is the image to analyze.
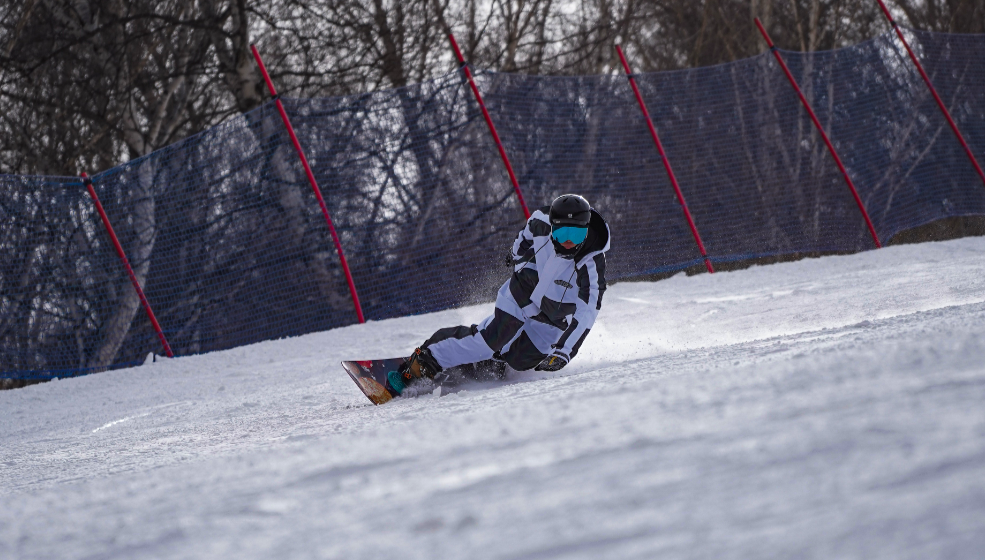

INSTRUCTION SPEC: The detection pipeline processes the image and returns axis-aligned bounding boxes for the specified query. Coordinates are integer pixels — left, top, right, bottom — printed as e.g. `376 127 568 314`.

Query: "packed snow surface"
3 238 985 559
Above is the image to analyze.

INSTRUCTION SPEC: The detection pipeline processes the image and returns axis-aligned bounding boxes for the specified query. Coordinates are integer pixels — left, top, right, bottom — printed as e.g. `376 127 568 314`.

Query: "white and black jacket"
509 206 610 359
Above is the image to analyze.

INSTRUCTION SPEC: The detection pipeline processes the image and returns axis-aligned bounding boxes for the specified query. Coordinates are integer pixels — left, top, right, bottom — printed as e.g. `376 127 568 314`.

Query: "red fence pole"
874 0 985 189
448 33 531 220
616 45 715 273
250 45 365 324
81 172 174 358
754 18 883 249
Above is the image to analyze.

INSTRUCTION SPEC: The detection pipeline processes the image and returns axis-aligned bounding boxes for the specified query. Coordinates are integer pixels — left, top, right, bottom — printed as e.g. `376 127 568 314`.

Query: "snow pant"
425 280 562 372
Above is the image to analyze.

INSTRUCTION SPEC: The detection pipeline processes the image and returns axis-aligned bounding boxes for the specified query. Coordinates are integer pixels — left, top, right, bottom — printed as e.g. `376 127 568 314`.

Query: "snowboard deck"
342 357 508 405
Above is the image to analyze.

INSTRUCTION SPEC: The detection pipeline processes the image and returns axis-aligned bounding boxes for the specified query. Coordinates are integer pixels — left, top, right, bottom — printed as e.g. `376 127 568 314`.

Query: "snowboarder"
386 194 610 396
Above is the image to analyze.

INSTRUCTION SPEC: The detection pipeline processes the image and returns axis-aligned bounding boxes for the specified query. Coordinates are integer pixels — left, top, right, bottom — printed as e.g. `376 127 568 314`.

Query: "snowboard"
342 358 508 405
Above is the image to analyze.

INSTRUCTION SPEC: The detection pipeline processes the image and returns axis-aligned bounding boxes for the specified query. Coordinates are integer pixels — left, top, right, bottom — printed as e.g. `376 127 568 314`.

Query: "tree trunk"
89 159 158 369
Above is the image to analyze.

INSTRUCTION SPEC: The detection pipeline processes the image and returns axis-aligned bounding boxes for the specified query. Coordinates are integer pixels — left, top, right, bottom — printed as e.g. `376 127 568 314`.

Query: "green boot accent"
386 369 406 395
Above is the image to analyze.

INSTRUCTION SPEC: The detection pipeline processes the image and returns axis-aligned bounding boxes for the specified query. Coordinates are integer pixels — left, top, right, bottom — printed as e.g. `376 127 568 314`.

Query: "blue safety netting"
786 28 985 243
909 28 985 200
480 29 985 275
2 28 984 379
0 175 154 378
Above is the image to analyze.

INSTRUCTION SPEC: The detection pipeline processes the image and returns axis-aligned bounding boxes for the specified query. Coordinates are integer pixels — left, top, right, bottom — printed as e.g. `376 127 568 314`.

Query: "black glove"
535 351 569 372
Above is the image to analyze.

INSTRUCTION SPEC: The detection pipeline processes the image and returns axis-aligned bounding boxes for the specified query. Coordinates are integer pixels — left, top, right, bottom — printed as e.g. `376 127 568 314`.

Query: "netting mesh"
0 175 152 377
283 73 519 321
2 29 984 379
908 28 985 208
787 29 985 242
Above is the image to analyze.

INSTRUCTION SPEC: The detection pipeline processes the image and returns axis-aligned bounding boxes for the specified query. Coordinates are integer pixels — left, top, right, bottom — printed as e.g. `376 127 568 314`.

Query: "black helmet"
549 194 592 258
549 194 591 227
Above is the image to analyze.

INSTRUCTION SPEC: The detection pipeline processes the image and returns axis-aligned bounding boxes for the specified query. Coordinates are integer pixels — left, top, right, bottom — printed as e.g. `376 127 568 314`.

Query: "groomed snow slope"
3 237 985 559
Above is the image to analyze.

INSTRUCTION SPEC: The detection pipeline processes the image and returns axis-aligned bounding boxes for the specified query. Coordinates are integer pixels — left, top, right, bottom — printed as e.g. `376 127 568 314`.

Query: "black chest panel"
530 296 577 330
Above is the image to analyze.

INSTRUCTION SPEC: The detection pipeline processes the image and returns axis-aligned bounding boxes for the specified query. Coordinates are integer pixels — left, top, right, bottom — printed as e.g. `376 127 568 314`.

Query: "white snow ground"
3 238 985 560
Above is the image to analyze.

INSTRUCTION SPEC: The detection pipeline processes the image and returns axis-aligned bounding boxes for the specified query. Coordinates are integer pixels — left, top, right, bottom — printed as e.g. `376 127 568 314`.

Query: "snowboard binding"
343 353 511 405
385 347 442 397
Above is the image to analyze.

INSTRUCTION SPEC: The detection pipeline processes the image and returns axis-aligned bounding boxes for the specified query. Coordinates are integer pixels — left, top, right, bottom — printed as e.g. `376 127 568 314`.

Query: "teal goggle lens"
551 226 588 244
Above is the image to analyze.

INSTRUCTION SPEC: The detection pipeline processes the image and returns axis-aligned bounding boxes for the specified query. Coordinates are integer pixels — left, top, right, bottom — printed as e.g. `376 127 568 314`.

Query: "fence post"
250 45 365 324
754 18 883 249
81 172 174 358
874 0 985 189
447 33 531 220
616 45 715 274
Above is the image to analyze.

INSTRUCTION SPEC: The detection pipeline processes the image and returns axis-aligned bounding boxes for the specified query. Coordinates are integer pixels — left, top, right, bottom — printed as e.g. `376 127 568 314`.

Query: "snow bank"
2 238 985 559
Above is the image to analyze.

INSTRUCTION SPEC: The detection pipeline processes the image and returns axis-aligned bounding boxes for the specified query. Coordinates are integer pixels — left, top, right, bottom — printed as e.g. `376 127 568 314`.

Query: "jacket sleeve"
553 253 607 359
507 212 552 314
511 211 551 267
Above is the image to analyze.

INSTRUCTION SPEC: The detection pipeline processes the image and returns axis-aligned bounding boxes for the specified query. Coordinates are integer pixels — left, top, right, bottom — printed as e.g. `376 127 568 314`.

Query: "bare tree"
893 0 985 33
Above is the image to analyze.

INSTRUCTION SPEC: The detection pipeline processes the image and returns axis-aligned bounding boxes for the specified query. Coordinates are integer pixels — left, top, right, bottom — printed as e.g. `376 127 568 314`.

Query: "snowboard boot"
384 347 443 396
406 346 442 380
385 368 408 396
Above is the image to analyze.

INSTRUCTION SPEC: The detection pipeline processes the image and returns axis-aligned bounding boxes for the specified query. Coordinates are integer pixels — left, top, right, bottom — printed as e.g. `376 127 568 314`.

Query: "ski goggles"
551 226 588 245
